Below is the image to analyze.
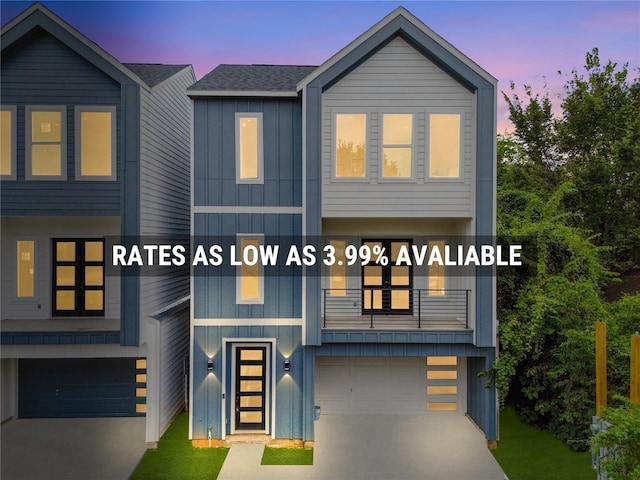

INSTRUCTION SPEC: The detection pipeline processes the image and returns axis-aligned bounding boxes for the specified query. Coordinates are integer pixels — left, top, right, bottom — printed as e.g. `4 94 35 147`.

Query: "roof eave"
187 89 299 98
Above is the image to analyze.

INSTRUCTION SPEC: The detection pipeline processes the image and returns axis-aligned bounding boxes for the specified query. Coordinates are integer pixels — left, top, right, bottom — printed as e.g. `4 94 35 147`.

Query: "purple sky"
2 1 639 132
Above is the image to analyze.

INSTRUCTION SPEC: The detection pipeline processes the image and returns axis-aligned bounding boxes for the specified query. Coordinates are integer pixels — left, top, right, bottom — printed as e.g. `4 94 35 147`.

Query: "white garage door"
316 356 465 415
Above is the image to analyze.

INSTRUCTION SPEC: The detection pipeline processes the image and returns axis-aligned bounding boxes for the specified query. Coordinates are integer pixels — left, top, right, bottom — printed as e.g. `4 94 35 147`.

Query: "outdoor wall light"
284 359 291 373
207 358 214 373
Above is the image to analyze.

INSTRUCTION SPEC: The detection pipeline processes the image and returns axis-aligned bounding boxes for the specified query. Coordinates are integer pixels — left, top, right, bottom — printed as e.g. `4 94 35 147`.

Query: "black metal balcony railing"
322 288 470 330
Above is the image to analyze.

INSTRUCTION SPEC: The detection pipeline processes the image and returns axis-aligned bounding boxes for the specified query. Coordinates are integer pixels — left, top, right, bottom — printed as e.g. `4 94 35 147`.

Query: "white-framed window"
236 234 264 304
428 240 445 296
1 106 17 179
235 113 263 184
334 113 367 179
381 113 414 179
26 105 67 180
428 113 461 178
17 240 35 298
75 106 116 180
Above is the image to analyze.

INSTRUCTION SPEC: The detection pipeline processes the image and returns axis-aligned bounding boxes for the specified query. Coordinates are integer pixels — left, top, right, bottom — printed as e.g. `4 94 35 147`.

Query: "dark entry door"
235 346 267 430
362 239 413 315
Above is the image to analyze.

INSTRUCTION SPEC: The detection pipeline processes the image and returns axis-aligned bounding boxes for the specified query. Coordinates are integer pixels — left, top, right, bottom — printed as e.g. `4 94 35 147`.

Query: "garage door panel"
19 359 137 418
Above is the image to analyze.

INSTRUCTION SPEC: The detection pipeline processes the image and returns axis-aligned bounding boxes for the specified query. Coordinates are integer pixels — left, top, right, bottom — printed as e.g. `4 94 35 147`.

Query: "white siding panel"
322 37 475 218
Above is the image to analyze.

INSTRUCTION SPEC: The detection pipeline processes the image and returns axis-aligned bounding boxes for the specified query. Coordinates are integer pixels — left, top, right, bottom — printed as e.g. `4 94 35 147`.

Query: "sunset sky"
2 1 639 132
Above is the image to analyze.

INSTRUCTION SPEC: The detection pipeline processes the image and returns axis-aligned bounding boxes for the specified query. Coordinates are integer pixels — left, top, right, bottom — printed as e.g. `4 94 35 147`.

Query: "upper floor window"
1 106 17 179
429 113 461 178
76 106 116 180
236 235 264 304
236 113 263 184
335 114 366 178
382 114 413 178
26 106 67 180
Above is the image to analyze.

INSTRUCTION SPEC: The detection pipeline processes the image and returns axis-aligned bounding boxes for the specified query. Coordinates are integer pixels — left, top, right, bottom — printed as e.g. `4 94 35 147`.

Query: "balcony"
321 288 470 331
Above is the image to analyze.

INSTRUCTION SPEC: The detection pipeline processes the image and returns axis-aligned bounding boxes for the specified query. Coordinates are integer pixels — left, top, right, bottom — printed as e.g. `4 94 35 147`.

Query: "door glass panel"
364 289 382 309
427 402 457 411
84 266 103 286
85 242 103 262
391 289 410 309
363 266 382 286
427 356 457 366
239 411 262 423
391 266 409 286
56 242 76 262
427 370 457 380
56 291 75 310
240 380 263 392
240 365 263 377
84 291 103 310
427 386 458 395
240 396 263 408
240 349 263 361
56 266 75 286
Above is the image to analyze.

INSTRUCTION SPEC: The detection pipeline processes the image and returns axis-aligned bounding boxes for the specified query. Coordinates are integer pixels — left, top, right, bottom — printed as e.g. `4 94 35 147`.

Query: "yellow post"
595 322 607 416
631 333 640 404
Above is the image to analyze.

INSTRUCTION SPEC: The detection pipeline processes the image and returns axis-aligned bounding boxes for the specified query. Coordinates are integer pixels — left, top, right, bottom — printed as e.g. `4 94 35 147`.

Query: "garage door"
316 356 465 414
19 358 139 418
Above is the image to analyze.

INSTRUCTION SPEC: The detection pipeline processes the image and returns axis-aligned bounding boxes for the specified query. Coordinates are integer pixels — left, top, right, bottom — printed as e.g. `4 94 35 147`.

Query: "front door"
234 346 267 431
362 239 413 315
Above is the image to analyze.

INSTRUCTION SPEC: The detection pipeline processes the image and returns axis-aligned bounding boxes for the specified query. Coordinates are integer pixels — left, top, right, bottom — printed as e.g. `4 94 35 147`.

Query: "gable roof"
124 63 191 88
188 64 317 97
297 6 497 91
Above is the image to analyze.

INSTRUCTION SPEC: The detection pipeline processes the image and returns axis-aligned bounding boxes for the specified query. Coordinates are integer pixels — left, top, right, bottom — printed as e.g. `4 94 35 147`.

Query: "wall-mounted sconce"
207 358 214 373
284 359 291 373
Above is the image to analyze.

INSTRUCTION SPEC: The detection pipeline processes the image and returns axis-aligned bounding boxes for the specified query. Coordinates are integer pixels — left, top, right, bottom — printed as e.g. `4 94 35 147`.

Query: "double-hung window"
236 113 263 184
382 113 413 178
76 106 116 180
1 106 17 179
335 114 366 178
26 106 66 180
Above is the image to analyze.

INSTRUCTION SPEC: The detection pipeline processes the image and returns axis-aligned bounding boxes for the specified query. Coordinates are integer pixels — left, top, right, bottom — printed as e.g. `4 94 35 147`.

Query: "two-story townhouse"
1 3 194 445
188 7 498 447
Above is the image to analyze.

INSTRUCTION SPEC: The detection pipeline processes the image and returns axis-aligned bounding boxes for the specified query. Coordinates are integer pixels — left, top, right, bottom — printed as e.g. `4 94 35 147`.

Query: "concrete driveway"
219 414 506 480
1 417 146 480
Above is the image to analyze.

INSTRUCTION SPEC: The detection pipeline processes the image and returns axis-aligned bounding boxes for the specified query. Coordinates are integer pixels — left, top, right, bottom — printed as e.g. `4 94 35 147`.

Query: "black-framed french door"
52 239 105 317
362 239 413 315
234 346 267 431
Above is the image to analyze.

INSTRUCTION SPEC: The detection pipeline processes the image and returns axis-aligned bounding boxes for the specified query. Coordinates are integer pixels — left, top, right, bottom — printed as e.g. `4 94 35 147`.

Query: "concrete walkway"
1 417 146 480
218 414 506 480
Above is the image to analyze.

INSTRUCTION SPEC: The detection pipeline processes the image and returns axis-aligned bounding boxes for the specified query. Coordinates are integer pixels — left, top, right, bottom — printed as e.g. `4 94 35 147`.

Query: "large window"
335 114 366 178
17 240 35 298
26 106 66 180
382 114 413 178
236 236 263 304
52 239 105 316
76 107 116 180
236 113 263 184
1 106 16 179
429 113 461 178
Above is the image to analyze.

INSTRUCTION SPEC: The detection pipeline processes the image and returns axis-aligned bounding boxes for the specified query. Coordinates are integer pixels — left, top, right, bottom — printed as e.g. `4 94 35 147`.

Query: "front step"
225 434 272 444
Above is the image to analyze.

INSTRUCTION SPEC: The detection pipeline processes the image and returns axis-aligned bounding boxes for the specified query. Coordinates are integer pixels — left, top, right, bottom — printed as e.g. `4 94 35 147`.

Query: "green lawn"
261 447 314 465
493 407 594 480
129 413 228 480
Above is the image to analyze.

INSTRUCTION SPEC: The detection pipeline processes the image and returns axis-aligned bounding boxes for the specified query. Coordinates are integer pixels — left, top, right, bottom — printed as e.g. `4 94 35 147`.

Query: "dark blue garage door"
19 358 137 418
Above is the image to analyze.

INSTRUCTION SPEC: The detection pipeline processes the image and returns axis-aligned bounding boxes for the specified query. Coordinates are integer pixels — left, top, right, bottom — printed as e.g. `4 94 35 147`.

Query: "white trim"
235 234 265 305
296 7 496 91
1 105 17 180
188 90 298 98
75 106 117 181
221 338 277 440
235 112 264 185
25 105 67 181
149 295 190 320
192 318 303 326
193 206 303 214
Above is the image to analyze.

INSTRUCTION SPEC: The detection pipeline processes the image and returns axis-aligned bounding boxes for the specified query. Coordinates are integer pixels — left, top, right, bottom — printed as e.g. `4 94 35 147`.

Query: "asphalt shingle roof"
124 63 190 88
188 64 318 93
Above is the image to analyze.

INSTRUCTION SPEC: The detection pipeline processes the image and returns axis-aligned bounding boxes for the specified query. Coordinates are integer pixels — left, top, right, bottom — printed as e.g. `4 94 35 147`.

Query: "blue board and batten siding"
0 28 123 216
